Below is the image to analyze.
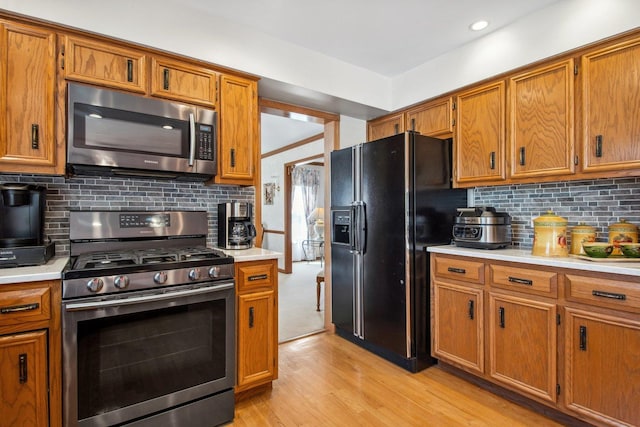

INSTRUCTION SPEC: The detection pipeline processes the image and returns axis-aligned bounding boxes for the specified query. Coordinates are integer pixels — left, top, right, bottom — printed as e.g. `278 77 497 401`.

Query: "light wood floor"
232 332 569 427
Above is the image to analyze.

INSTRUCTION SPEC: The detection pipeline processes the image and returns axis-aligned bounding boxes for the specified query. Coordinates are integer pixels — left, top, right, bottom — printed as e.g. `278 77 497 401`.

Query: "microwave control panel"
197 124 214 160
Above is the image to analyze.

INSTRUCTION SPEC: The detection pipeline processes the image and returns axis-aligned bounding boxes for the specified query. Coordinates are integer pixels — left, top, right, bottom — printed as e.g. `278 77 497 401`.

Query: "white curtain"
291 166 321 261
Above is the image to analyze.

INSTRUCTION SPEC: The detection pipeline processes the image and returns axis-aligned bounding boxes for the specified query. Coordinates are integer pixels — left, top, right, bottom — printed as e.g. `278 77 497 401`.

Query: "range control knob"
189 268 202 281
114 275 130 289
208 266 221 278
154 271 168 284
86 278 104 293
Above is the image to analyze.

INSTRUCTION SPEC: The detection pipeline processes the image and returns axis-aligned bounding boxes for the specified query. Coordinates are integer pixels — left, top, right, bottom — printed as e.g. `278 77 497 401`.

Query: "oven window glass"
76 300 226 420
73 103 189 157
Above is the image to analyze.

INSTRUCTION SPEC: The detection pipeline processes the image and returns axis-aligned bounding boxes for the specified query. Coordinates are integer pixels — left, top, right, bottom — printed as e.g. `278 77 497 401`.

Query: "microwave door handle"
188 112 196 166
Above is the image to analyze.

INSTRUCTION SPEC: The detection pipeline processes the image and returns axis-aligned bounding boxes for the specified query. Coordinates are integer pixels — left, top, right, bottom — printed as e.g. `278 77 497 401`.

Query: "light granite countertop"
427 245 640 277
0 257 70 285
216 247 283 263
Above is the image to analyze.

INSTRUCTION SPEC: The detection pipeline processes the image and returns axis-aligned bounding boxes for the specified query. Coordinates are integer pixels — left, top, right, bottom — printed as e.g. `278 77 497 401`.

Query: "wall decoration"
264 182 276 205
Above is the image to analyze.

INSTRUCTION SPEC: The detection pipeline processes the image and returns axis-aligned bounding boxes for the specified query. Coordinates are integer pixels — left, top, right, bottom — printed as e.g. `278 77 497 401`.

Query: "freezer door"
330 146 354 207
360 133 408 356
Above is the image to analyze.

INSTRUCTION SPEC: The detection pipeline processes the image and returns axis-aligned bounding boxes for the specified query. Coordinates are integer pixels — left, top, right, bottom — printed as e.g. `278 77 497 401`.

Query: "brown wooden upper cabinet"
367 112 404 141
454 81 506 186
62 35 147 93
508 59 575 179
150 57 218 108
581 35 640 174
0 21 62 175
406 97 453 137
216 74 257 185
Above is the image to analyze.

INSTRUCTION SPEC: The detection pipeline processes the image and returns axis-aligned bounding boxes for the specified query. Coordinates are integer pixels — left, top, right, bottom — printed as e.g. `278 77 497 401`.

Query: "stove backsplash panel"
473 177 640 249
0 174 254 256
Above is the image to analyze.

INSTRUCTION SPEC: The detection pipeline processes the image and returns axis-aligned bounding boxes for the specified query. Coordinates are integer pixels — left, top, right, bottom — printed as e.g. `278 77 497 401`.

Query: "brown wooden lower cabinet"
235 258 279 395
431 253 640 427
0 280 61 427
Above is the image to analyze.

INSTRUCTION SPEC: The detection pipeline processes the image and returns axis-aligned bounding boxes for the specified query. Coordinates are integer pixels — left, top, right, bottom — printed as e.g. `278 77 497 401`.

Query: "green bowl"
620 243 640 258
582 242 614 258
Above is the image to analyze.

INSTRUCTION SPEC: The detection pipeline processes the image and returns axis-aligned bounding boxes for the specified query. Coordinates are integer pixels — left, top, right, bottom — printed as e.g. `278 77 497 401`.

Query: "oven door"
62 281 235 427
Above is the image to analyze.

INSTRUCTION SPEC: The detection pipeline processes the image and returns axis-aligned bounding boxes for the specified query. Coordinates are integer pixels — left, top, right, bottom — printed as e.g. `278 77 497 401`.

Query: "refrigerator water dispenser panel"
331 210 351 245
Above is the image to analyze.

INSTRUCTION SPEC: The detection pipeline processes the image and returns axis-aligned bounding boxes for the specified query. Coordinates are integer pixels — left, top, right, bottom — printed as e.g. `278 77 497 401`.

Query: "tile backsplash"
0 174 255 255
473 177 640 249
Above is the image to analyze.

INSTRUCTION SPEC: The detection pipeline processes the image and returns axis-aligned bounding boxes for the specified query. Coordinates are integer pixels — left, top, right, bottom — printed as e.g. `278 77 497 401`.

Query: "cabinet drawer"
490 264 557 297
565 274 640 312
0 287 51 326
433 256 484 284
236 261 276 293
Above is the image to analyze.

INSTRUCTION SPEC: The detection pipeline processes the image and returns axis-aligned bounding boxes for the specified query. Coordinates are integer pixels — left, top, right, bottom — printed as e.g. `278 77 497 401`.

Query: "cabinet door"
406 97 452 137
433 281 484 373
237 290 276 390
509 59 575 179
63 35 147 93
565 308 640 426
489 293 557 403
455 81 506 186
216 74 257 185
150 57 217 107
0 22 60 174
367 113 404 142
0 330 48 427
581 36 640 173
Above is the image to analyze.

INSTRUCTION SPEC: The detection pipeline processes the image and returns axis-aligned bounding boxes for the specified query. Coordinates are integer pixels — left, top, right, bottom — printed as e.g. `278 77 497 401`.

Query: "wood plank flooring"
232 332 568 426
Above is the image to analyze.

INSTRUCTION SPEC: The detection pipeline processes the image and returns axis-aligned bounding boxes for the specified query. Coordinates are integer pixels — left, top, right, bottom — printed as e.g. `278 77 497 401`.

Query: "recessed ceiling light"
470 20 489 31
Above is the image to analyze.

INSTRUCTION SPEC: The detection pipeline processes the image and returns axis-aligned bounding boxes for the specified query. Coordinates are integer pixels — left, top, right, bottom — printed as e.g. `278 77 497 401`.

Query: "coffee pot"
217 202 256 249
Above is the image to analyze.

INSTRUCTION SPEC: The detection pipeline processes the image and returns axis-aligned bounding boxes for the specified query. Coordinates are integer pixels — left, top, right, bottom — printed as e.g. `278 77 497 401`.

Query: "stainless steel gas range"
61 210 235 427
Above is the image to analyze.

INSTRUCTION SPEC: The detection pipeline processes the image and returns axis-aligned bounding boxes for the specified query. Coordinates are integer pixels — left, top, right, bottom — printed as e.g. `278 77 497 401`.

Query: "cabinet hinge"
574 64 578 76
61 58 65 70
452 101 456 110
452 118 456 127
557 313 561 326
215 81 218 104
556 384 561 396
574 155 579 166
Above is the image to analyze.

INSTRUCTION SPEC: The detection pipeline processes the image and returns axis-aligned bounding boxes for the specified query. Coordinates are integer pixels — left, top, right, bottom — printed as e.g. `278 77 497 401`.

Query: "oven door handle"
63 282 234 311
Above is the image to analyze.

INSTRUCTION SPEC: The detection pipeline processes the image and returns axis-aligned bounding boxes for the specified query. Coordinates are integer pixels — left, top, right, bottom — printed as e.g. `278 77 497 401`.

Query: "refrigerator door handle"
349 204 358 253
359 202 366 254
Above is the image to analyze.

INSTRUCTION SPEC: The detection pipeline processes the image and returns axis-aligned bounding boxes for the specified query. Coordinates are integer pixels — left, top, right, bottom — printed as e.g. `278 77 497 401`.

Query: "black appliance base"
0 242 55 268
335 327 436 373
121 388 234 427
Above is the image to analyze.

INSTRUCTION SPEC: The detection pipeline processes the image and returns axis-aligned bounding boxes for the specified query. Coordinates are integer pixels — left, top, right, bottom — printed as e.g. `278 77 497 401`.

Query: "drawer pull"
19 354 27 384
592 290 626 300
508 276 533 286
1 303 40 314
579 325 587 351
468 300 474 320
447 267 466 274
248 274 268 281
499 307 505 328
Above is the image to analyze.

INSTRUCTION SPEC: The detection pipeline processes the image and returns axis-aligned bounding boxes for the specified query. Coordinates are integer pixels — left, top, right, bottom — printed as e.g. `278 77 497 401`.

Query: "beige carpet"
278 260 325 342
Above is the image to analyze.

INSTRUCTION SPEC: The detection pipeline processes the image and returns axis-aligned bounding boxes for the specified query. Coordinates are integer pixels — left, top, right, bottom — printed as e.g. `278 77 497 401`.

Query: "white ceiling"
179 0 562 77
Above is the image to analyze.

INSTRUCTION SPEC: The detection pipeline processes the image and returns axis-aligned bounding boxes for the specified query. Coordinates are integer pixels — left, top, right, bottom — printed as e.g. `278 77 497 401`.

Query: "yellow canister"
532 210 568 257
570 223 596 255
608 219 638 256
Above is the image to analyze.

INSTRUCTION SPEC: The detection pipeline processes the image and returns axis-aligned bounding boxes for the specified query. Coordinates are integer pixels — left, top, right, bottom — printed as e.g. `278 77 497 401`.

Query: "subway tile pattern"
0 174 254 255
473 177 640 249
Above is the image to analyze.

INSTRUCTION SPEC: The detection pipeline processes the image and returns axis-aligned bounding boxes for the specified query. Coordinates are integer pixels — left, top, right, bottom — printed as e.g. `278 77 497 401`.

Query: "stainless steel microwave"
67 83 216 181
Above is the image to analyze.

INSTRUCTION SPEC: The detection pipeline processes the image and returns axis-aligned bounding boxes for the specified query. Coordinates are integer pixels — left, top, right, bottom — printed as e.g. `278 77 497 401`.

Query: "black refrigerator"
330 131 467 372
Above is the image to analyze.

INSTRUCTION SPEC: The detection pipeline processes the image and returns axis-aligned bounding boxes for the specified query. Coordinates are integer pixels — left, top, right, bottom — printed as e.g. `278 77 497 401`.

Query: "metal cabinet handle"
163 68 170 90
508 276 533 286
248 274 268 281
394 124 399 134
519 147 526 166
592 290 626 300
19 354 27 384
499 307 505 328
468 300 474 320
447 267 466 274
31 124 39 149
489 151 495 170
411 118 416 131
249 307 254 328
230 148 236 167
1 303 40 314
127 59 133 82
595 135 603 158
579 325 587 351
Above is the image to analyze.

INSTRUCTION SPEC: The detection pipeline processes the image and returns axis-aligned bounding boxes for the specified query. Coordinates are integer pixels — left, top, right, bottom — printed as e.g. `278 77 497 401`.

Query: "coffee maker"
218 202 256 250
0 183 55 267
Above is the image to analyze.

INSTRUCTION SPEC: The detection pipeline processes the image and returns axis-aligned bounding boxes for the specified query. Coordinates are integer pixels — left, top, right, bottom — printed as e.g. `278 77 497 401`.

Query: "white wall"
339 115 367 149
261 139 324 269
